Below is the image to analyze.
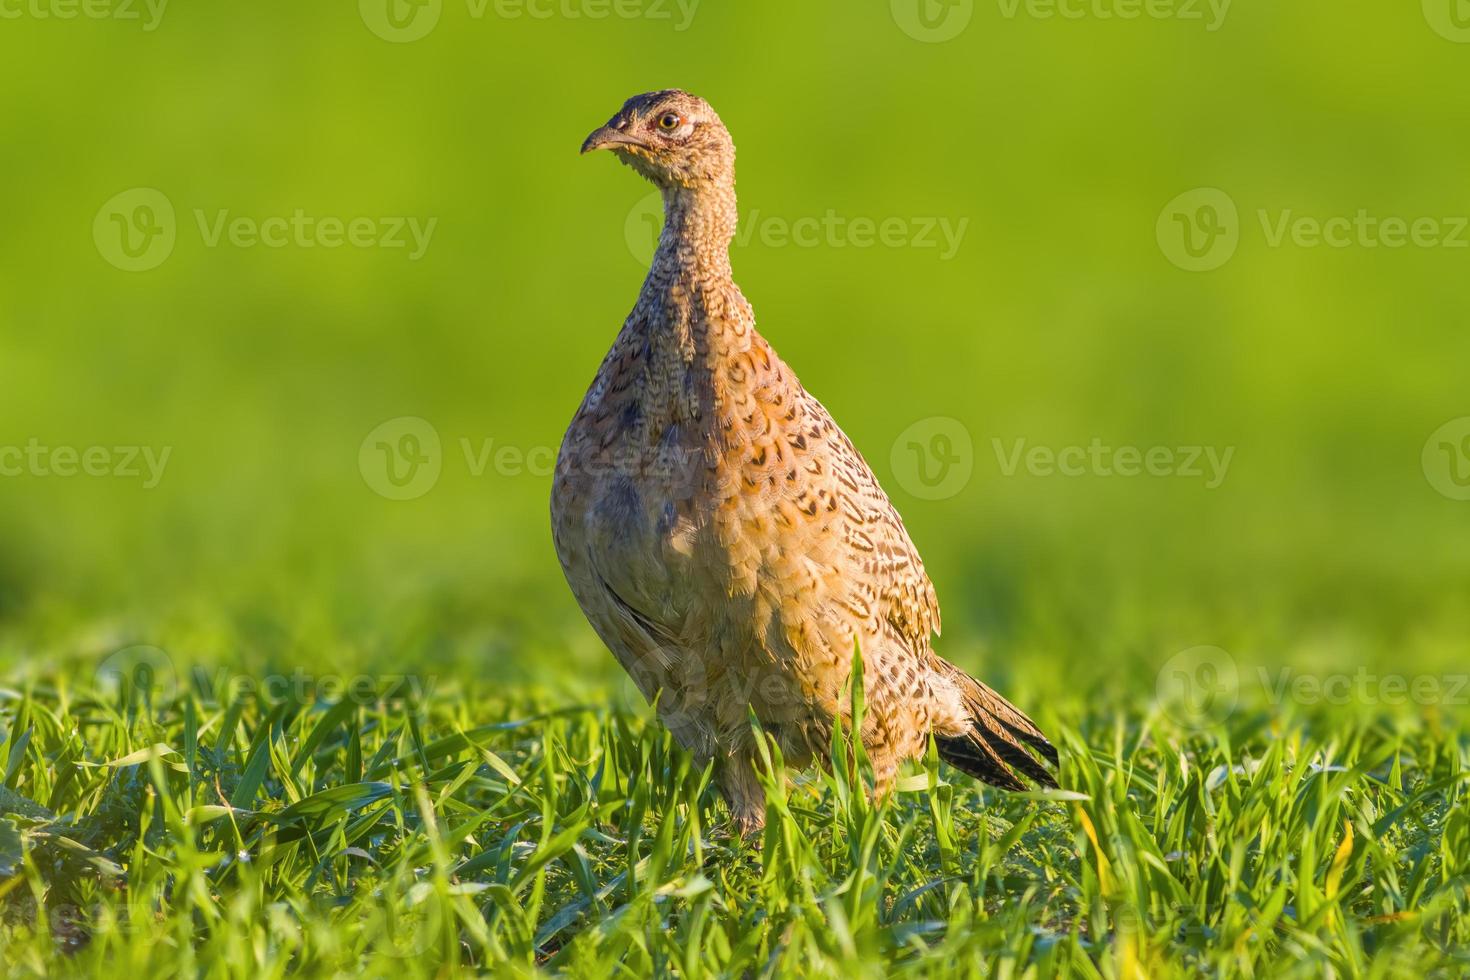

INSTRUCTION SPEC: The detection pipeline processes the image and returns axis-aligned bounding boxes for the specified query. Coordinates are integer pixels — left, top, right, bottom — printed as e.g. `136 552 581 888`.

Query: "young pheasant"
553 90 1056 832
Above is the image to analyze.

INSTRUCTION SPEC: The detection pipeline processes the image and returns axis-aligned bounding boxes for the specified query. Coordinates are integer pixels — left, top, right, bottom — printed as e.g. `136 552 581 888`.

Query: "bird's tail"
932 661 1058 792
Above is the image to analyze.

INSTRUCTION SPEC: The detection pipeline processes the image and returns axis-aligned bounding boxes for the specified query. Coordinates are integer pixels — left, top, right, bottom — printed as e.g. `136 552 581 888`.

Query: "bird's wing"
810 399 942 652
727 338 941 663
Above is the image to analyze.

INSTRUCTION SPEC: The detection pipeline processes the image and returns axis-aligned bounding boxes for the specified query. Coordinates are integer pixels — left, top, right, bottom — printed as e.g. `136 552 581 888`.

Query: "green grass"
1 649 1465 977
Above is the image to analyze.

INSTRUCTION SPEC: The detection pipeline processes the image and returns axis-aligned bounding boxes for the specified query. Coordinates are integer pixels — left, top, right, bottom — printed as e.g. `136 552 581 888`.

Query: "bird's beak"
581 125 645 155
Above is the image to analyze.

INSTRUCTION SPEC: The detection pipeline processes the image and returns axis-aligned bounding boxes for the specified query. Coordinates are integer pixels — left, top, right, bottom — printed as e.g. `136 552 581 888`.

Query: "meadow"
1 2 1468 976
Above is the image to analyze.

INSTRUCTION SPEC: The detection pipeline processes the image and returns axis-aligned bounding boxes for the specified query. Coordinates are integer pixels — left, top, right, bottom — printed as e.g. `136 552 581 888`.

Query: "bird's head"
581 90 735 190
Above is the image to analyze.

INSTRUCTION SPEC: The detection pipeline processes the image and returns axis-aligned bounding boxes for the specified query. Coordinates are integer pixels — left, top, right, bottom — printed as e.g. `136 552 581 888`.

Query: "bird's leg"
870 756 899 801
716 752 767 837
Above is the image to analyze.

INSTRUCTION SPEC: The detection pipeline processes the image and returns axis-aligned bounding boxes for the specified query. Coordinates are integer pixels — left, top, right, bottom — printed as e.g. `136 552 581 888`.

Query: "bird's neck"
626 178 752 380
649 181 738 284
619 179 763 429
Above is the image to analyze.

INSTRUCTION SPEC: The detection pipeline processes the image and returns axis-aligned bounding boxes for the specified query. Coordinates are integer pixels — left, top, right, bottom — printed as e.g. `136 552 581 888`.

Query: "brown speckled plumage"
553 90 1056 832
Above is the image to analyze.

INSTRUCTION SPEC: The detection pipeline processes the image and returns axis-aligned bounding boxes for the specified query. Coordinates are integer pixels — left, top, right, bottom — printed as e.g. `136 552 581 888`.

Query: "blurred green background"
1 2 1466 700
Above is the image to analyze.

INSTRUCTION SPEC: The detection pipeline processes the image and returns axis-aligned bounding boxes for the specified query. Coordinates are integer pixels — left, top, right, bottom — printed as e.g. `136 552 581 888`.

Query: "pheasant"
552 90 1057 833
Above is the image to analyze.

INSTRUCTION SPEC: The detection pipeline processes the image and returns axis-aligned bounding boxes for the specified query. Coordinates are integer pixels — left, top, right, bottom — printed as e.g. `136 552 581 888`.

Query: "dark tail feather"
934 661 1058 792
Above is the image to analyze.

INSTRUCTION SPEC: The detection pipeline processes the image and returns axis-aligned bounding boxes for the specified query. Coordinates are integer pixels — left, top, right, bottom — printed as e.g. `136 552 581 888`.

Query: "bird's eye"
657 113 684 131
